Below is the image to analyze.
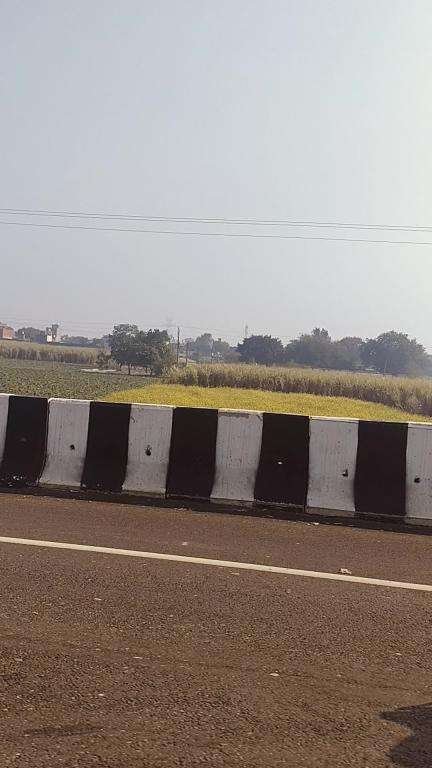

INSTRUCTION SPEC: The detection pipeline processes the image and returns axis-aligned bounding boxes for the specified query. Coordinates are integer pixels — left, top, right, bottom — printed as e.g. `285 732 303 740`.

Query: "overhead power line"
1 207 432 232
0 313 243 339
1 219 432 246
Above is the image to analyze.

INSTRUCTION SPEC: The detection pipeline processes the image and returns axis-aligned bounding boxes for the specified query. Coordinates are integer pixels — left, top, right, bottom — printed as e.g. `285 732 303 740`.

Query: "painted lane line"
0 536 431 592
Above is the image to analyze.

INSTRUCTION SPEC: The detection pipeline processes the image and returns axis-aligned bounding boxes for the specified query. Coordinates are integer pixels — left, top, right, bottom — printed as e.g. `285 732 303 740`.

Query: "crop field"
106 383 432 422
0 340 99 365
2 357 432 422
0 358 150 400
166 363 432 417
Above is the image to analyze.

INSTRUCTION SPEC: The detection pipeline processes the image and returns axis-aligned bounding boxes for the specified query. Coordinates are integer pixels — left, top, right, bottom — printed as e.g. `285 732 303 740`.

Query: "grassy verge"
164 364 432 417
105 383 432 422
0 358 153 400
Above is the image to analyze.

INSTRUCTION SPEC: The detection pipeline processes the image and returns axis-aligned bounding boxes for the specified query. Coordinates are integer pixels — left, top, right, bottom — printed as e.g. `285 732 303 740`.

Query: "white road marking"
0 536 430 592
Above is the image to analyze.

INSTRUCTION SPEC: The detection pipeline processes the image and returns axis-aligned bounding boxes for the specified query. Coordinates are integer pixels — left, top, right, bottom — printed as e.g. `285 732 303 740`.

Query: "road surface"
0 493 431 767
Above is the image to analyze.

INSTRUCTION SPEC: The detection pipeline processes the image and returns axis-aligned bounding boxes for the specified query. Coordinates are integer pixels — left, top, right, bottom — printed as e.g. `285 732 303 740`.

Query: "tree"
61 335 94 347
360 331 429 375
193 333 214 362
109 325 175 375
330 337 363 371
109 324 139 373
93 335 110 349
286 328 333 368
212 338 231 361
134 329 175 375
285 330 365 371
62 334 110 348
223 346 241 363
237 335 284 365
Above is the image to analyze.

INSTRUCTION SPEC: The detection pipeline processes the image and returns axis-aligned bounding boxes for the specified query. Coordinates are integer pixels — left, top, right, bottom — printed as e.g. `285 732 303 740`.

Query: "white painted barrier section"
40 399 90 488
0 394 10 465
211 410 263 503
406 423 432 520
123 404 173 496
307 417 358 512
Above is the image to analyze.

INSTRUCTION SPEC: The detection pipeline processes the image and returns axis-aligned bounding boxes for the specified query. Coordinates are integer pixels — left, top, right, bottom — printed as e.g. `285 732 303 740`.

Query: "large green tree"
193 333 214 362
237 335 284 365
360 331 429 375
285 330 363 371
134 329 175 375
109 325 174 375
331 337 363 371
286 328 333 368
212 338 231 361
109 324 139 374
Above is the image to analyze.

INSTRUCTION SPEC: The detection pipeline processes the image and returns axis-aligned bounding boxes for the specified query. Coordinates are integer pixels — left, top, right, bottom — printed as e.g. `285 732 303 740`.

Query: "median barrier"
0 393 431 524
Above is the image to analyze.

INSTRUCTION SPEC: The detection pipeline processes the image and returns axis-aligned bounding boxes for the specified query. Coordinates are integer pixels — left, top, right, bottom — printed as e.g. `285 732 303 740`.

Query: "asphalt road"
0 493 431 767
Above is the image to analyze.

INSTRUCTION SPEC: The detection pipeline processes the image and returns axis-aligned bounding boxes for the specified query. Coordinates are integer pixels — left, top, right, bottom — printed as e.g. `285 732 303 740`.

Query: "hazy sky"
1 1 432 346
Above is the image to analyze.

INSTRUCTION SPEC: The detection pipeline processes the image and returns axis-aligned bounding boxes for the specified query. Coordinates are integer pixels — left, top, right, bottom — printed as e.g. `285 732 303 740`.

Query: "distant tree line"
108 326 432 377
9 323 431 377
237 329 432 376
61 334 109 348
183 333 240 363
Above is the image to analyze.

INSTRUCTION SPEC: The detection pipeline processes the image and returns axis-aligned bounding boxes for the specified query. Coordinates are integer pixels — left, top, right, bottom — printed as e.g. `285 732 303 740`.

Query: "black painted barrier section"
166 407 218 499
354 420 408 517
81 401 131 492
0 395 48 487
254 413 310 506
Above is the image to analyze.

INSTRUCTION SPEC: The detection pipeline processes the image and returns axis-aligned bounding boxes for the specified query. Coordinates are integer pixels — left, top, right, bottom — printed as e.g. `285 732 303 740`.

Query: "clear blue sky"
1 1 432 347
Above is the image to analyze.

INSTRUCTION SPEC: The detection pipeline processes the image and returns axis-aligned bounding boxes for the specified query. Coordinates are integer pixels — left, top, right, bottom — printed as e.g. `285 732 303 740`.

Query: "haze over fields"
1 1 432 347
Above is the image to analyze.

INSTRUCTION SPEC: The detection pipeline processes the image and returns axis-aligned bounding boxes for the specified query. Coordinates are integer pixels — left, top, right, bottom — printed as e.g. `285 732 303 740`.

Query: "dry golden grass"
106 383 432 422
0 340 99 365
165 364 432 417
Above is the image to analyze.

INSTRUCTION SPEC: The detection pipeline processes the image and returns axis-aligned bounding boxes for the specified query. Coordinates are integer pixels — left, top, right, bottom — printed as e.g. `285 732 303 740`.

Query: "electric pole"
176 327 180 364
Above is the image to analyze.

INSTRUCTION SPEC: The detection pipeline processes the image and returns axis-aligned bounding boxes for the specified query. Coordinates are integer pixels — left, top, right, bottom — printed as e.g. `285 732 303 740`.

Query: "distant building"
0 323 14 340
45 323 60 343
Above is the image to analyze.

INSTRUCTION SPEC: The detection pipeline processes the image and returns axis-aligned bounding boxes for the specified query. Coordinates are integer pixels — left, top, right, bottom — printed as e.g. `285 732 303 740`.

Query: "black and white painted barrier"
0 393 431 523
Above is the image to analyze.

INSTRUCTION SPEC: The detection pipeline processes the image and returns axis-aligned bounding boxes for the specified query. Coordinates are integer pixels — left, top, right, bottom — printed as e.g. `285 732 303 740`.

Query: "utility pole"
244 323 249 339
185 340 189 366
176 326 180 365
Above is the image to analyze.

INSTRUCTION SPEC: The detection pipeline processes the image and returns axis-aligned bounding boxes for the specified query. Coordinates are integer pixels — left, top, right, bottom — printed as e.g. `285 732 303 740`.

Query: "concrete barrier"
0 393 431 524
40 398 90 488
307 417 358 515
406 423 432 521
123 403 173 497
211 410 262 504
0 394 10 466
0 394 48 486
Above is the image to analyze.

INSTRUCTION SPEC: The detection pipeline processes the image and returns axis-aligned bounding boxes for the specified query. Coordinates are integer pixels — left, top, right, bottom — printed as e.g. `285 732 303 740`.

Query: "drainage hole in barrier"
70 444 75 451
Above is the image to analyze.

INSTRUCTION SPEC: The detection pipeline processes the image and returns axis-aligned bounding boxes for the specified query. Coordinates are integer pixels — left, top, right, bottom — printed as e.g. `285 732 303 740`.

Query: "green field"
0 358 151 400
106 383 432 422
